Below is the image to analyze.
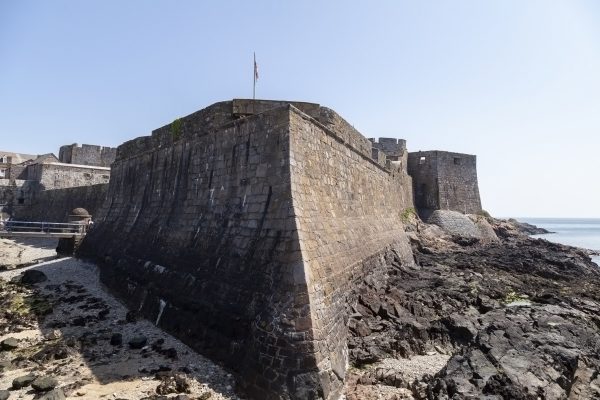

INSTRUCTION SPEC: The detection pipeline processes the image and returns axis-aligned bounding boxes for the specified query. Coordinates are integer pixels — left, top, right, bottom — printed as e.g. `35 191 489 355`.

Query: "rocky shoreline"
0 240 241 400
344 218 600 399
1 219 599 400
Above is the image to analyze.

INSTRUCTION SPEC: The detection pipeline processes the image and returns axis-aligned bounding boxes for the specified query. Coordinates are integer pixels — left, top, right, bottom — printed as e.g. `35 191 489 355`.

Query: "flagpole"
253 52 256 100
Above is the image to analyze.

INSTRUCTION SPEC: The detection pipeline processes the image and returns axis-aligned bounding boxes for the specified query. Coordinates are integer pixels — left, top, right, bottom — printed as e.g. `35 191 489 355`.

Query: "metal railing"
0 220 88 237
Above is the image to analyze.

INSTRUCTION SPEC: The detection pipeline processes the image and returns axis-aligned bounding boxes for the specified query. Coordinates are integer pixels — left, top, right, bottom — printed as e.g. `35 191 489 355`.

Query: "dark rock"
155 373 191 395
32 343 71 362
71 316 86 327
0 337 19 351
125 310 138 323
0 360 12 372
12 374 36 389
31 376 59 392
129 335 148 349
162 347 178 360
150 365 172 374
0 390 9 400
508 218 552 235
110 333 123 346
20 269 48 284
347 225 600 400
37 389 66 400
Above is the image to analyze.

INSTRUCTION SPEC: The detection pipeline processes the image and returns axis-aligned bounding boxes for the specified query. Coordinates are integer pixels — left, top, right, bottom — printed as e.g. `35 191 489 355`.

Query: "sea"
519 218 600 267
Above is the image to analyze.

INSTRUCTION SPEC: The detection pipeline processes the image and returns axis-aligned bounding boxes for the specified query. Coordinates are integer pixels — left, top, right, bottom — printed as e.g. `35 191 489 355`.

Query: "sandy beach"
0 238 242 400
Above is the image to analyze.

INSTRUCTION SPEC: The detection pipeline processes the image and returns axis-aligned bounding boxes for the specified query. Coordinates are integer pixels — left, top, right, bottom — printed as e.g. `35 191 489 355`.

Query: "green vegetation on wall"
171 118 183 141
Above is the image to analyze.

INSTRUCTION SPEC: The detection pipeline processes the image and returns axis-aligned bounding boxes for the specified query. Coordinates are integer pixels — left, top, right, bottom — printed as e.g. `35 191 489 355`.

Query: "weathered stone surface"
79 100 415 399
59 143 116 168
408 150 482 215
425 210 498 242
14 183 107 222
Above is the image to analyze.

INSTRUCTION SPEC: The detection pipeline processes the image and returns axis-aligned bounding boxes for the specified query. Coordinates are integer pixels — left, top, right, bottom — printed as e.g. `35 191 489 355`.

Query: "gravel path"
0 238 242 399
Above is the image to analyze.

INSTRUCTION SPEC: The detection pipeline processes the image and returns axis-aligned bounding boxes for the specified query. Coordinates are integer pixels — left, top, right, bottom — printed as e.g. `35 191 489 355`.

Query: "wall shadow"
2 255 240 399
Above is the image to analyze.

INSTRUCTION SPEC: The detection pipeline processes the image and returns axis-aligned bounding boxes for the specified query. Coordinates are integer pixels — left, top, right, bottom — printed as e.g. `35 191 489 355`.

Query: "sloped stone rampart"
80 101 415 399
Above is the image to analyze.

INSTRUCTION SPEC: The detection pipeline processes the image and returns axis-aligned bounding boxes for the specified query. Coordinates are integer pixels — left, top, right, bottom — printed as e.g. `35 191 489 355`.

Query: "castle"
71 99 483 399
0 143 116 221
2 100 482 399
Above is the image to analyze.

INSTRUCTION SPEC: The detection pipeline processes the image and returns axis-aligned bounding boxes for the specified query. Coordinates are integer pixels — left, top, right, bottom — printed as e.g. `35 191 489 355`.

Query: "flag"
254 53 259 81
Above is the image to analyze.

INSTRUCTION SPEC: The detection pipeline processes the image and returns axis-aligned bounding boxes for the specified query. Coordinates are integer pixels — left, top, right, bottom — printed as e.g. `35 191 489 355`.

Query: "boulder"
426 210 498 242
0 390 9 400
20 269 48 284
129 335 148 349
12 374 36 389
31 376 59 392
0 360 12 372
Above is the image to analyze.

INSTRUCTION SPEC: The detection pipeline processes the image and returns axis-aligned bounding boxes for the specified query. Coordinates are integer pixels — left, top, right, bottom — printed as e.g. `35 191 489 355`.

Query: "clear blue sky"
1 1 599 217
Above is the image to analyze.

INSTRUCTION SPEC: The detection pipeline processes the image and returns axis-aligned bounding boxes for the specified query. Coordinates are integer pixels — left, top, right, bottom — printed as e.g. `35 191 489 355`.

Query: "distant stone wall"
27 163 110 190
408 151 482 215
7 164 28 180
369 137 407 161
79 100 416 400
14 184 107 222
59 143 117 167
0 179 38 217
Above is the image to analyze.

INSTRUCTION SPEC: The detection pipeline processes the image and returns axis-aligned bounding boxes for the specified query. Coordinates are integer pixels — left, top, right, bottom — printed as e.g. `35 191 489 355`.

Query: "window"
0 169 5 178
453 157 461 165
419 156 426 165
18 198 24 204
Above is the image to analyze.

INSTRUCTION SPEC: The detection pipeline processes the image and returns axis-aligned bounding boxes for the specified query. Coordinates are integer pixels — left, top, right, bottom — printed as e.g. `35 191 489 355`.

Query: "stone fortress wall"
369 137 407 161
0 144 113 221
26 162 110 190
288 110 414 398
15 184 108 222
59 143 117 167
407 150 482 216
80 100 416 399
81 104 310 398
